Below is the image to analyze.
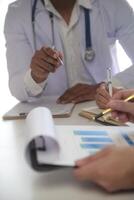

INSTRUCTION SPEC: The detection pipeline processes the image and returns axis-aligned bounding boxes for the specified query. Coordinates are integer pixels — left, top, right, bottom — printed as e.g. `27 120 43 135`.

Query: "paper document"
25 107 134 168
3 96 75 120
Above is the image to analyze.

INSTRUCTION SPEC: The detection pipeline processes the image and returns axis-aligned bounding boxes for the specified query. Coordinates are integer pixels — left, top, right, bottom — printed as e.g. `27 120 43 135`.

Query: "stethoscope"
32 0 95 62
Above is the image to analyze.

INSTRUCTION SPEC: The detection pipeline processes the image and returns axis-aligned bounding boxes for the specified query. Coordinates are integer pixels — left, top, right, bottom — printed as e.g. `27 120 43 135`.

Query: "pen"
52 46 64 66
94 94 134 120
57 56 64 66
107 67 112 97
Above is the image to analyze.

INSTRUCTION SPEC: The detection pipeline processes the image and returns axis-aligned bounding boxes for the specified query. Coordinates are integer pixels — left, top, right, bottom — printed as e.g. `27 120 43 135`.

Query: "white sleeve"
112 65 134 89
24 69 47 96
115 0 134 63
4 3 33 101
4 2 47 102
111 77 123 88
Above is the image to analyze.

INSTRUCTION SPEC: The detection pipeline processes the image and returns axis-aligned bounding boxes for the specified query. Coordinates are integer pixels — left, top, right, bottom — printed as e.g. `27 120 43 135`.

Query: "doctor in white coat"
4 0 134 103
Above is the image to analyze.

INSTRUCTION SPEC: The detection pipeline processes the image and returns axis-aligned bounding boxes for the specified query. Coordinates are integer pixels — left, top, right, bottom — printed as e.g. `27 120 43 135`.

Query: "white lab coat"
4 0 134 101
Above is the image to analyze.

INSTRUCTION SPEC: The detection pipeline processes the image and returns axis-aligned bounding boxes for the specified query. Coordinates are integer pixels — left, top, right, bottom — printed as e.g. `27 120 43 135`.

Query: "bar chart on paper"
36 125 134 167
73 130 113 157
73 129 134 159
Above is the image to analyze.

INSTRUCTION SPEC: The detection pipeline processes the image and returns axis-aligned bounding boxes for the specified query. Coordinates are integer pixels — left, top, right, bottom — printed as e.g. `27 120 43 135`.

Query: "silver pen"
107 67 112 97
52 46 64 66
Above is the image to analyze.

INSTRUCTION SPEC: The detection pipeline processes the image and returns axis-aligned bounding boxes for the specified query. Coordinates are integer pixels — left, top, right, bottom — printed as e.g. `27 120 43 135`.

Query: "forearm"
9 73 33 102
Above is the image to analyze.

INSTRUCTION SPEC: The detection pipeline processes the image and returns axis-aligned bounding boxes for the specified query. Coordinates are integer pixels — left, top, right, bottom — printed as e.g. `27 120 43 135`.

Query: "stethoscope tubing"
32 0 95 61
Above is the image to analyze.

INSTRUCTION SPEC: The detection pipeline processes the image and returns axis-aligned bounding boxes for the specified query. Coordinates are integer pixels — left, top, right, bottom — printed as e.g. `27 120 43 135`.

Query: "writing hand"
96 83 121 109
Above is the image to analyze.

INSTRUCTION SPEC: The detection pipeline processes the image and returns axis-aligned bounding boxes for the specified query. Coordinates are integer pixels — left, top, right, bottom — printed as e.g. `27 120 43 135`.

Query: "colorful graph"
74 130 134 156
74 130 113 151
122 133 134 145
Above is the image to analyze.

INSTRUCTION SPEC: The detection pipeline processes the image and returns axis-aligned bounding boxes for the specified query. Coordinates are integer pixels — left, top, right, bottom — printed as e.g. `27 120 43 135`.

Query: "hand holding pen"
95 89 134 123
51 46 64 65
30 46 64 83
95 67 122 109
96 83 120 109
107 90 134 123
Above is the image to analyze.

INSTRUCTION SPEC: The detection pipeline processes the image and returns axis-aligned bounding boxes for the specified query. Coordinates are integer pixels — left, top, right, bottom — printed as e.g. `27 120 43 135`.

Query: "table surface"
0 101 134 200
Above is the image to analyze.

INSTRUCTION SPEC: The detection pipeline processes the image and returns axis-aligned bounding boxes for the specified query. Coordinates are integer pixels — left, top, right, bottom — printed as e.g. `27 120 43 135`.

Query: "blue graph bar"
74 130 108 136
81 137 113 143
122 134 134 146
81 143 108 149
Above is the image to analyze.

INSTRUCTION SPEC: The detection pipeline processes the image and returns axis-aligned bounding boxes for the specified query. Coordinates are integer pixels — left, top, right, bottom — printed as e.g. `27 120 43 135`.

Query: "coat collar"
44 0 92 11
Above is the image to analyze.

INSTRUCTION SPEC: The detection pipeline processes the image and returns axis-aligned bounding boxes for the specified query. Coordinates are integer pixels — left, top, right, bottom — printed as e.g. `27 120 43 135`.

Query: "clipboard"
3 96 75 120
25 107 133 171
28 139 69 171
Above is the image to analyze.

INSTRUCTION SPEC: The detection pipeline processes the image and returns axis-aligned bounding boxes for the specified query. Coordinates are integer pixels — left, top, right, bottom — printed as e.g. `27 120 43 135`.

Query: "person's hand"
74 146 134 192
107 89 134 123
30 47 63 83
95 83 121 109
57 83 100 104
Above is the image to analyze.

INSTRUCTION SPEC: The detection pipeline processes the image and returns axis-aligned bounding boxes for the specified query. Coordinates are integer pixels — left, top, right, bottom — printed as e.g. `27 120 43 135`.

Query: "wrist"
31 71 47 83
94 82 104 92
88 83 103 100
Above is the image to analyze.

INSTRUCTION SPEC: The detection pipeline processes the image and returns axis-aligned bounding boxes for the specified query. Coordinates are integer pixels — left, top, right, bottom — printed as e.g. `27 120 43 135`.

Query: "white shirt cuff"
24 69 47 96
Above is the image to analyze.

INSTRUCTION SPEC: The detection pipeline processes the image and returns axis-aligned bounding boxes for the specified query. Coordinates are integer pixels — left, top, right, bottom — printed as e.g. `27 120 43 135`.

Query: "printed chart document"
25 107 134 168
3 96 75 120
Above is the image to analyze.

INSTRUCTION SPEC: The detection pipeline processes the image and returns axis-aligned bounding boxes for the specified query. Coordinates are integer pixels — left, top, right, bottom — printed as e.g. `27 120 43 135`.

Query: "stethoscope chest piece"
85 48 95 61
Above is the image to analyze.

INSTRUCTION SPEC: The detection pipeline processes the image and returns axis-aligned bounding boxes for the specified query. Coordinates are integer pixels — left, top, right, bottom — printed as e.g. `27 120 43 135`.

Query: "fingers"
95 83 122 109
75 146 134 192
96 83 111 109
57 84 97 104
57 84 82 104
96 95 110 109
58 93 92 104
75 162 114 192
74 147 113 182
108 89 134 122
57 84 82 103
75 146 113 167
33 48 60 69
30 47 63 83
43 47 63 63
70 95 93 104
111 111 129 123
96 83 110 99
32 57 55 73
116 113 129 123
108 100 134 123
58 51 63 61
74 162 98 181
112 89 134 101
108 100 134 115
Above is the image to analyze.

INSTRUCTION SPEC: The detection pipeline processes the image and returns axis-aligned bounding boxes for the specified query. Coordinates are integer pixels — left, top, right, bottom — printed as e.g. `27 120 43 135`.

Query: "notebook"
3 96 75 120
25 107 134 170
